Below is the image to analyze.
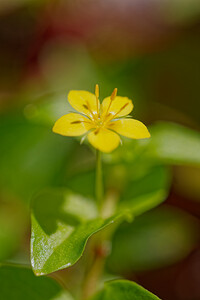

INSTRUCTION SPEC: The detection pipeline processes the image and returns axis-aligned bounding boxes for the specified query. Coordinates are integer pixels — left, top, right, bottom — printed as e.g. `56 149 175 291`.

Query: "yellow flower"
53 85 150 153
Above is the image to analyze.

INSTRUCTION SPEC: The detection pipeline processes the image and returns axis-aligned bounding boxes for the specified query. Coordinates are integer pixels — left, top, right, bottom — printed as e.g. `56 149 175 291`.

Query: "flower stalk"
96 149 103 211
52 85 151 299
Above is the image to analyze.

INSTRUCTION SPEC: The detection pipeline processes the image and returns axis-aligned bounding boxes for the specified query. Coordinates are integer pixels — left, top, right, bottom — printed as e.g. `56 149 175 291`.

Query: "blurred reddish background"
0 1 200 299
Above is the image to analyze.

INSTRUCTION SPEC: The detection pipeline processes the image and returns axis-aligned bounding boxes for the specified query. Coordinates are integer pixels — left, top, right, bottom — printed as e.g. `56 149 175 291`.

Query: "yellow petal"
108 118 150 139
68 90 100 119
53 113 93 136
88 128 120 153
101 96 133 120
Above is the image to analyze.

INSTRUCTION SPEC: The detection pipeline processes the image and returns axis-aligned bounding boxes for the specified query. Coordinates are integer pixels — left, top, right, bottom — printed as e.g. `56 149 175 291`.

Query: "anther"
110 88 117 101
95 84 99 99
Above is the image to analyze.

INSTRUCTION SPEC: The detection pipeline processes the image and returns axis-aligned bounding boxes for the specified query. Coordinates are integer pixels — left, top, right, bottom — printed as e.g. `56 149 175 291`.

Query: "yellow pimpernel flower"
53 85 150 153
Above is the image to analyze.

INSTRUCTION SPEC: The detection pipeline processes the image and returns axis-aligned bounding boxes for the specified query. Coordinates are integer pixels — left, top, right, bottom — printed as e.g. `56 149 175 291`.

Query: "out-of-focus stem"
82 152 120 300
82 189 119 300
96 150 103 211
82 252 105 300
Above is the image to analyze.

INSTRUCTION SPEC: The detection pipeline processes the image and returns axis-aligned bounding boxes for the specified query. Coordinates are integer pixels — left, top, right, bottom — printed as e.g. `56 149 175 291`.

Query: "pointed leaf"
90 280 160 300
31 165 170 276
31 189 124 275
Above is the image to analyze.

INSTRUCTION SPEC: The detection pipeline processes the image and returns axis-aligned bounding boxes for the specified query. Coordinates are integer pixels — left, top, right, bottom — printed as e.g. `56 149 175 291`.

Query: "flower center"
95 116 104 128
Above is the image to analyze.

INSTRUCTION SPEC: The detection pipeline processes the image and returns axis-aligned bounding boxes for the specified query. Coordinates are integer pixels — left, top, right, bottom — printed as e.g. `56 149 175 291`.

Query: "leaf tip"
34 270 45 276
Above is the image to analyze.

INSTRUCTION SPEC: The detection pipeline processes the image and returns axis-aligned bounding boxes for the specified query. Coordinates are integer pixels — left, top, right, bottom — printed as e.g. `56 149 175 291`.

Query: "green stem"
82 253 105 300
82 190 119 300
96 150 103 210
82 151 119 299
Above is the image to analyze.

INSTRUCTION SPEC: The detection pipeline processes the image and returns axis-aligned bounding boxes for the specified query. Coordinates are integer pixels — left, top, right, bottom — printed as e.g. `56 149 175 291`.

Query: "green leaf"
145 122 200 165
0 113 73 202
90 280 160 300
31 189 124 276
66 164 170 219
119 165 171 216
31 165 170 276
0 265 73 300
109 122 200 166
108 206 199 273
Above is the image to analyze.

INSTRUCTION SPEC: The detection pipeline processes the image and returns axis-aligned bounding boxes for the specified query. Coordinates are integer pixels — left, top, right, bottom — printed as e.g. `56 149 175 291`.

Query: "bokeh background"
0 1 200 299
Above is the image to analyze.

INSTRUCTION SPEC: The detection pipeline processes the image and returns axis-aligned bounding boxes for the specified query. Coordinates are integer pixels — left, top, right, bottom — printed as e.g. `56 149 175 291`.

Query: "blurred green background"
0 1 200 299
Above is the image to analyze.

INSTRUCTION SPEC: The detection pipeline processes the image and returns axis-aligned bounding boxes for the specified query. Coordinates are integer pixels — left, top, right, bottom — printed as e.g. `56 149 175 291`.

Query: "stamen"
103 87 118 121
111 102 129 119
95 84 99 116
95 84 99 99
82 101 96 121
110 88 117 101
